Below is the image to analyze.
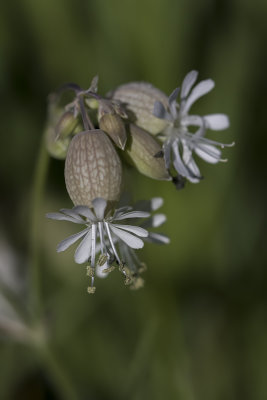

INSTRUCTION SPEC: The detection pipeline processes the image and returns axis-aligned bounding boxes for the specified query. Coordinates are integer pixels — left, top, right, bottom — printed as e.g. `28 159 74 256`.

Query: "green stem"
123 315 158 396
29 138 78 399
29 136 50 321
21 122 83 400
37 343 78 400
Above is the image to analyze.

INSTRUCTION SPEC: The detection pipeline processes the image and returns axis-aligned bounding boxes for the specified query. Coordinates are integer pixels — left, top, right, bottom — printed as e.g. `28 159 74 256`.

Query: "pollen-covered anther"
87 286 96 294
97 254 108 266
103 265 116 274
138 263 147 274
86 265 95 277
130 277 145 290
124 276 133 286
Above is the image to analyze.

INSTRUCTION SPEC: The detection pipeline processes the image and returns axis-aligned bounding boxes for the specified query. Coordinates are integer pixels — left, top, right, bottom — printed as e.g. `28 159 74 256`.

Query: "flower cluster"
45 72 233 293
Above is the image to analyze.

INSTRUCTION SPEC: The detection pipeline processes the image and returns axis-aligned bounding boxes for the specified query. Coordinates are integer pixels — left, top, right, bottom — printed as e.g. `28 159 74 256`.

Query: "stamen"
90 224 97 289
97 254 108 266
196 144 222 160
183 131 233 148
87 286 96 294
104 222 121 264
98 222 105 254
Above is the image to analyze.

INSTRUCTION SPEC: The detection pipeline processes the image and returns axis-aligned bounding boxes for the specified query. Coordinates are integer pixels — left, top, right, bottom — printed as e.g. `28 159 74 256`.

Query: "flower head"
153 70 234 183
46 198 151 292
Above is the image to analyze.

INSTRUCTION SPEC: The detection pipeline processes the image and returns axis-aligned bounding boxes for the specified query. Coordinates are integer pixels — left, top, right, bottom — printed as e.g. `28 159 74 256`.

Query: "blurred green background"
0 0 266 399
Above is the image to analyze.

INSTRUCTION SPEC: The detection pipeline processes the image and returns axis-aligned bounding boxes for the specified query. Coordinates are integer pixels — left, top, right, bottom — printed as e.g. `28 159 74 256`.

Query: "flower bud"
108 82 169 135
45 123 70 160
125 124 170 181
99 113 127 150
45 104 82 159
65 129 122 208
55 111 81 140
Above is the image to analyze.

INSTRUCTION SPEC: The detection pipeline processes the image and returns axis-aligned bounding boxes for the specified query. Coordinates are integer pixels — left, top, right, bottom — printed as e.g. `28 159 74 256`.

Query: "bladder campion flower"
46 198 151 292
153 70 234 183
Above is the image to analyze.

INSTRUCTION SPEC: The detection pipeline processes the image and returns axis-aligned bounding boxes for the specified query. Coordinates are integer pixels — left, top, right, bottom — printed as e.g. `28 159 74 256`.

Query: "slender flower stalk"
153 70 234 183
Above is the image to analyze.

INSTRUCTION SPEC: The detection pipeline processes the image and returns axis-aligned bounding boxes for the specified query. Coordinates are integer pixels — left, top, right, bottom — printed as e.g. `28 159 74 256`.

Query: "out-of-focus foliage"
0 0 266 399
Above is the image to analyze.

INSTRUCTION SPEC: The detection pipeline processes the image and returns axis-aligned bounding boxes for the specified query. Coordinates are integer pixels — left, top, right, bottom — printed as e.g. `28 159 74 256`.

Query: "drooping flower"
153 70 234 183
46 198 150 293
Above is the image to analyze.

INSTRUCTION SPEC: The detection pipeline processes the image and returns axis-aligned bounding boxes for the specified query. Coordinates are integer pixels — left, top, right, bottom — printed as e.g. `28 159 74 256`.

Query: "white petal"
112 224 148 237
181 70 198 99
195 144 221 164
163 140 172 169
109 225 144 249
182 144 201 178
182 115 203 127
60 208 85 221
147 232 170 244
151 214 166 227
150 197 163 211
182 142 192 165
46 212 84 224
74 230 92 264
57 228 89 252
73 206 97 221
92 198 107 220
113 206 133 219
204 114 230 130
183 79 215 114
172 141 191 177
168 87 180 105
168 87 180 117
114 211 150 221
153 101 168 119
186 158 201 178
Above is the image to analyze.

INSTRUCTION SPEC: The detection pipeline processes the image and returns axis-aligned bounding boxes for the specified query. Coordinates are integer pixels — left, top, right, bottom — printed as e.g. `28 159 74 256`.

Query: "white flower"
115 197 170 289
46 198 150 292
153 70 234 183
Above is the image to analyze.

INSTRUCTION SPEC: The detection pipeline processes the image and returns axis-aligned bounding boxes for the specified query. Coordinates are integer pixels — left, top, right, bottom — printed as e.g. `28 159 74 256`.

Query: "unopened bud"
125 124 170 181
45 124 70 160
108 82 169 135
99 113 127 150
65 129 122 208
55 111 81 140
84 97 99 110
45 103 82 159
